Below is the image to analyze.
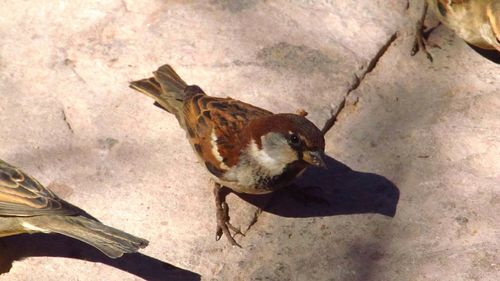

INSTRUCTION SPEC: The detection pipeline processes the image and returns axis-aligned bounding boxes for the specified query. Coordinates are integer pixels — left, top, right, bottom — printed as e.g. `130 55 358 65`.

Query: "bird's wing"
0 159 81 217
183 90 272 177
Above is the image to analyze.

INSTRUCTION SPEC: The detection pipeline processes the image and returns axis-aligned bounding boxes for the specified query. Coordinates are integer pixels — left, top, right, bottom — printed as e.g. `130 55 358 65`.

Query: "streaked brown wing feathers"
183 94 272 174
0 160 80 217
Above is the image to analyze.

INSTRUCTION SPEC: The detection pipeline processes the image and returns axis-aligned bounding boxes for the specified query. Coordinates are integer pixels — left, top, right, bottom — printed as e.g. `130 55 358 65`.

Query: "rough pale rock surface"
0 0 498 280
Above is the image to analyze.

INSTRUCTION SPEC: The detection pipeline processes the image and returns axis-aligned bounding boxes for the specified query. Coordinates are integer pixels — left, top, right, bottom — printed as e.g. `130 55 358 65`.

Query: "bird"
0 158 149 258
130 64 326 247
412 0 500 61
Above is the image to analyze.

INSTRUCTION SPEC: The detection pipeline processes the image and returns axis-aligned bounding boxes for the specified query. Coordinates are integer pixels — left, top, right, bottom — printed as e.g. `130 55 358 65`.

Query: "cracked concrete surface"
322 31 399 133
0 0 499 280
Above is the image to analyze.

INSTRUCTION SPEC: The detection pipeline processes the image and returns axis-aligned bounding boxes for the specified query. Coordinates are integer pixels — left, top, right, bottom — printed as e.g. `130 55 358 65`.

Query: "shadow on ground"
237 155 400 218
0 234 200 281
467 44 500 64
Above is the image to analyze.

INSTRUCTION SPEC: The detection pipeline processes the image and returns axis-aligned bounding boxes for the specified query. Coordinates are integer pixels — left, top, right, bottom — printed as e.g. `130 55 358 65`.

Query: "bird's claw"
213 183 242 247
411 1 434 62
215 211 242 247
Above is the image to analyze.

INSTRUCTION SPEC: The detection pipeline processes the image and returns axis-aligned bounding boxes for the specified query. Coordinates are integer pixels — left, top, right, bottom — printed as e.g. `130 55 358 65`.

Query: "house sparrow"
412 0 500 61
130 64 325 246
0 158 148 258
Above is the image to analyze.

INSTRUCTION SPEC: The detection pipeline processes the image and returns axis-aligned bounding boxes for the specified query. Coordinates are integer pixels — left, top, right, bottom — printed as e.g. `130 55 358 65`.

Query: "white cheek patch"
211 129 229 170
21 222 50 233
248 140 286 176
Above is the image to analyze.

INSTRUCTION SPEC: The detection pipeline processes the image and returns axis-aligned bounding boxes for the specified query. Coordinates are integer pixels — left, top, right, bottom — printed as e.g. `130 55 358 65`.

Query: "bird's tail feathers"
129 64 188 118
39 215 149 258
153 64 188 97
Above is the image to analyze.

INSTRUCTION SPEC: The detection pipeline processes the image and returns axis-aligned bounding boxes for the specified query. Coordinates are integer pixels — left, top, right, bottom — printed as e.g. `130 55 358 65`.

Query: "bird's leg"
213 182 242 247
221 200 245 236
411 1 434 62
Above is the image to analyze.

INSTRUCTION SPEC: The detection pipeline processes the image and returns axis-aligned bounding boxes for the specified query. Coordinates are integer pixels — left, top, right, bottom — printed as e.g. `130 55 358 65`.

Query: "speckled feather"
0 159 149 258
427 0 500 51
131 65 276 176
183 92 273 174
0 159 83 217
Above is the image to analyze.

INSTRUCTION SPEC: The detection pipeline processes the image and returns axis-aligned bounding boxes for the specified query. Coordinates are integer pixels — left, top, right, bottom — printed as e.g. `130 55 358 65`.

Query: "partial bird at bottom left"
0 158 148 258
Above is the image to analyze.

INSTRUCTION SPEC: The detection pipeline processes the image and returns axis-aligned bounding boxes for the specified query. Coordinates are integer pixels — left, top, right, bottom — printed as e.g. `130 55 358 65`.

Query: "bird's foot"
213 183 243 248
411 1 434 62
221 200 245 236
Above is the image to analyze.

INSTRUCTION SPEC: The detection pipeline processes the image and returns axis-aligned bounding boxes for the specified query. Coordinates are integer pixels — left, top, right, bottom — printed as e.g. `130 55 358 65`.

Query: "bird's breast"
219 160 306 194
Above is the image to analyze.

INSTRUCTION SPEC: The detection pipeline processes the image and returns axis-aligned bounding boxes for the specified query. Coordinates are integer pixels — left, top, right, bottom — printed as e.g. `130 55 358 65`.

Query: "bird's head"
244 113 326 174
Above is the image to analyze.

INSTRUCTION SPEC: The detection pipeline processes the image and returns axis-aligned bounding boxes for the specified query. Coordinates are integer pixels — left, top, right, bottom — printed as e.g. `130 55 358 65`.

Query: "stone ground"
0 0 498 280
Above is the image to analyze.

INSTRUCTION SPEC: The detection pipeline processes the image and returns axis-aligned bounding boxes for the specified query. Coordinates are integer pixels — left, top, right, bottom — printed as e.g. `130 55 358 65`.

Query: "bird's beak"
302 150 327 169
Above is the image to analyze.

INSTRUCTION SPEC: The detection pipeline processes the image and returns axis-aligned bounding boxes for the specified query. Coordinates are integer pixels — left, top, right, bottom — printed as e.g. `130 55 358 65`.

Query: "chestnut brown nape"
247 113 325 151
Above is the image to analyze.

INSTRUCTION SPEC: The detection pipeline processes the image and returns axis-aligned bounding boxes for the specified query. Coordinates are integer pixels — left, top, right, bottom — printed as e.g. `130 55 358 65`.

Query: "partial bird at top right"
411 0 500 61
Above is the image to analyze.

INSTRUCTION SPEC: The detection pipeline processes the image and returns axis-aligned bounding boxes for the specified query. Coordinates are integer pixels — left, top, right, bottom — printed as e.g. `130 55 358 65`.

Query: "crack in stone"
321 32 398 135
64 58 88 85
321 98 346 135
365 32 398 75
61 109 74 134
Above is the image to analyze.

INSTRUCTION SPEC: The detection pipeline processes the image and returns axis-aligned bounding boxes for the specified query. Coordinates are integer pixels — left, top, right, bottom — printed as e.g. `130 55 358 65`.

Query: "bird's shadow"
237 156 400 218
0 234 200 281
468 44 500 64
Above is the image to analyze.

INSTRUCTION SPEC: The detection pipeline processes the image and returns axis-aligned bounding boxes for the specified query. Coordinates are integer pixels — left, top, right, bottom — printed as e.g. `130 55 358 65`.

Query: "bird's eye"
288 134 300 146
